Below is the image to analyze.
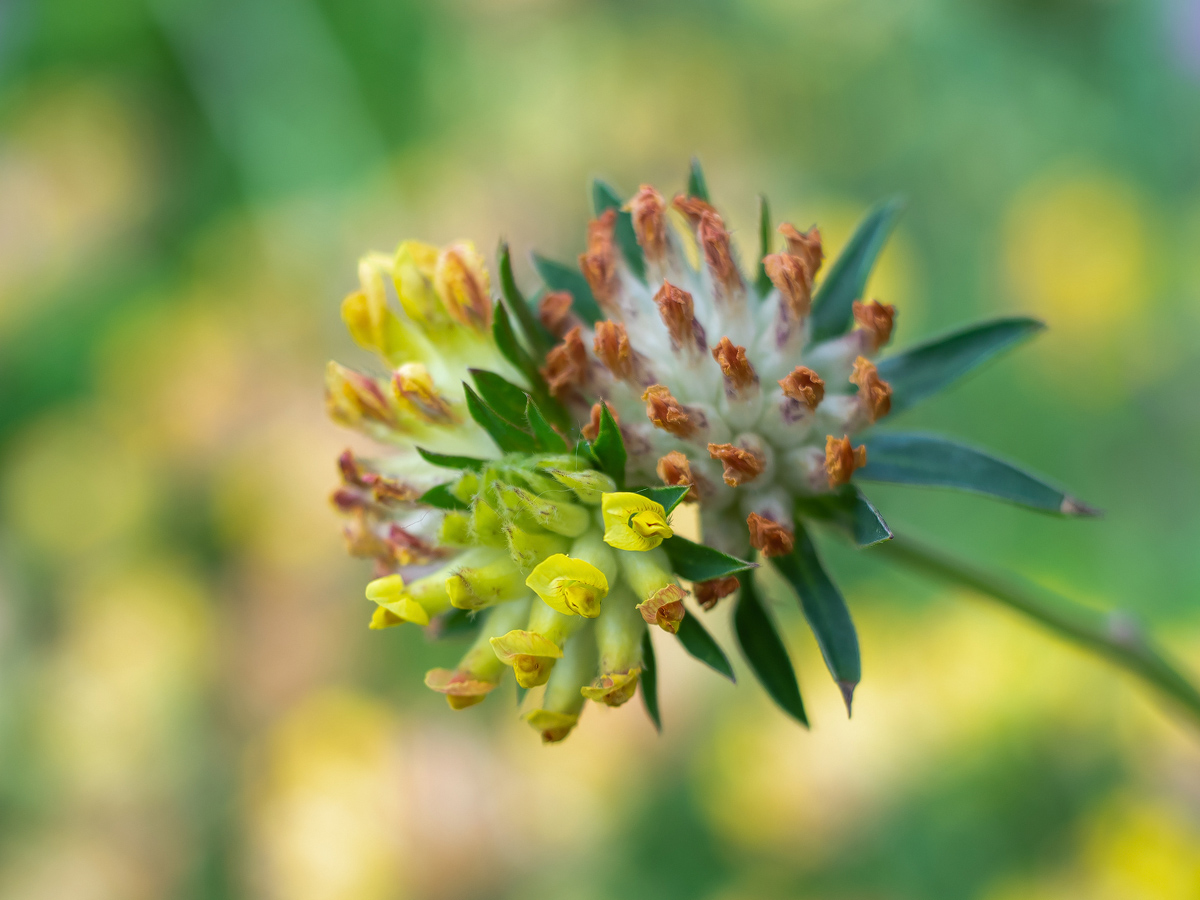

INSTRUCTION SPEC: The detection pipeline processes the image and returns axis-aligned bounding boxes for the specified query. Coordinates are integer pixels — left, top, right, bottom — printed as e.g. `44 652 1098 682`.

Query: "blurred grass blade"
634 485 690 515
591 400 626 488
416 447 487 471
676 614 736 681
755 193 772 297
469 369 530 426
794 485 892 547
810 197 904 342
878 532 1200 727
860 432 1098 516
640 629 662 732
687 156 710 201
525 397 567 453
772 522 861 714
497 241 552 357
463 383 538 453
661 535 757 582
592 178 646 281
878 317 1045 415
531 252 603 325
419 484 469 511
733 573 808 725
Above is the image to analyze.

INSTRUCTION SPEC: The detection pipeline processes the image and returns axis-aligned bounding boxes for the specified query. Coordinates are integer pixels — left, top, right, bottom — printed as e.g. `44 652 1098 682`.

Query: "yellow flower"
525 554 609 617
580 669 641 707
601 492 674 551
364 574 430 628
490 629 564 688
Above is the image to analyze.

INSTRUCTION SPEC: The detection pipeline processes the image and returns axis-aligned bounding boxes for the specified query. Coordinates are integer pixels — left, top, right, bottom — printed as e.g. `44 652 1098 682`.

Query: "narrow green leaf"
640 629 662 732
591 401 626 488
525 397 568 453
772 522 861 714
634 485 690 515
676 614 735 681
661 535 756 582
793 485 892 547
859 432 1097 516
592 178 621 214
531 252 603 325
810 197 905 342
419 483 469 511
572 439 602 470
462 383 538 453
687 156 710 201
755 193 773 297
416 447 487 471
733 572 808 725
498 240 552 357
491 304 572 431
469 369 530 426
877 317 1045 416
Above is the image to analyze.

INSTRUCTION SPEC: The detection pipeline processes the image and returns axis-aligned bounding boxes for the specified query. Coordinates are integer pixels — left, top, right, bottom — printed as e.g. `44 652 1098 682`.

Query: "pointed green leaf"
531 252 603 325
676 614 735 682
772 522 860 714
687 156 710 202
462 383 538 453
416 447 487 471
661 535 756 582
794 485 892 547
572 439 602 470
859 432 1098 515
733 572 808 725
640 629 662 732
492 304 571 431
591 401 626 488
592 178 622 214
634 485 690 514
498 240 552 357
525 397 568 453
469 369 529 426
877 317 1045 415
419 483 469 511
810 197 905 342
755 193 773 297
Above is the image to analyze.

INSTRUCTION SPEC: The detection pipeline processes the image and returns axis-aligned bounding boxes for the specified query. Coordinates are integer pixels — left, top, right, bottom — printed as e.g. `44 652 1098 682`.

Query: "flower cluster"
327 161 1094 741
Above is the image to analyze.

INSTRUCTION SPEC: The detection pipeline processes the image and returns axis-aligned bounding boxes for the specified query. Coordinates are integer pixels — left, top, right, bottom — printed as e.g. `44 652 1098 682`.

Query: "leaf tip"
838 680 857 717
1061 496 1102 517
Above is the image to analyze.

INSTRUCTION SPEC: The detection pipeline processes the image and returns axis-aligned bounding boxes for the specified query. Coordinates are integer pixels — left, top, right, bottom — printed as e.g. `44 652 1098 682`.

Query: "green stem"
877 532 1200 727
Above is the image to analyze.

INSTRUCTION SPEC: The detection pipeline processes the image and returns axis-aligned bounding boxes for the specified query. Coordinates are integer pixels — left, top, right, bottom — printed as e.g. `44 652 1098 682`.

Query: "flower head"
324 161 1094 741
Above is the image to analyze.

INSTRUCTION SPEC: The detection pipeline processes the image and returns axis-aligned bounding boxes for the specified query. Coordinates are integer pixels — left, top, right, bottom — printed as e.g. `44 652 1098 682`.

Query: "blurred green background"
2 0 1200 897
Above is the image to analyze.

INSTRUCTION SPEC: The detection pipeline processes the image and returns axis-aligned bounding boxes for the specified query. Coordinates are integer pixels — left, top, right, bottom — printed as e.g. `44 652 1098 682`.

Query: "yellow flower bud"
523 709 579 743
446 555 527 610
365 574 431 627
538 465 617 504
494 483 591 537
580 668 641 707
601 492 674 551
434 242 492 332
505 524 570 572
525 554 609 617
392 362 459 425
325 362 396 430
392 240 446 326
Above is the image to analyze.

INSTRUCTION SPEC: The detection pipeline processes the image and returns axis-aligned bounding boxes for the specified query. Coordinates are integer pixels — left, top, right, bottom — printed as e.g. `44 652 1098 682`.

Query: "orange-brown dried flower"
581 400 620 442
778 223 824 277
763 252 813 319
779 366 825 410
850 356 892 423
746 513 795 558
656 450 697 501
594 320 634 380
825 434 867 487
708 442 765 487
538 291 576 338
853 299 896 352
672 194 717 222
697 210 740 293
642 384 699 438
628 184 668 260
579 209 619 311
541 326 590 399
695 575 739 610
712 337 758 393
653 281 705 352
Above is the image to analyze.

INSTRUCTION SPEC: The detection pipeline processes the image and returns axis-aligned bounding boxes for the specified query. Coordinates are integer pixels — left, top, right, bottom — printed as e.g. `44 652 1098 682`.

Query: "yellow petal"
424 667 498 709
580 668 641 707
434 242 492 331
489 629 564 663
523 709 579 743
393 240 446 326
525 554 609 617
601 492 673 551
